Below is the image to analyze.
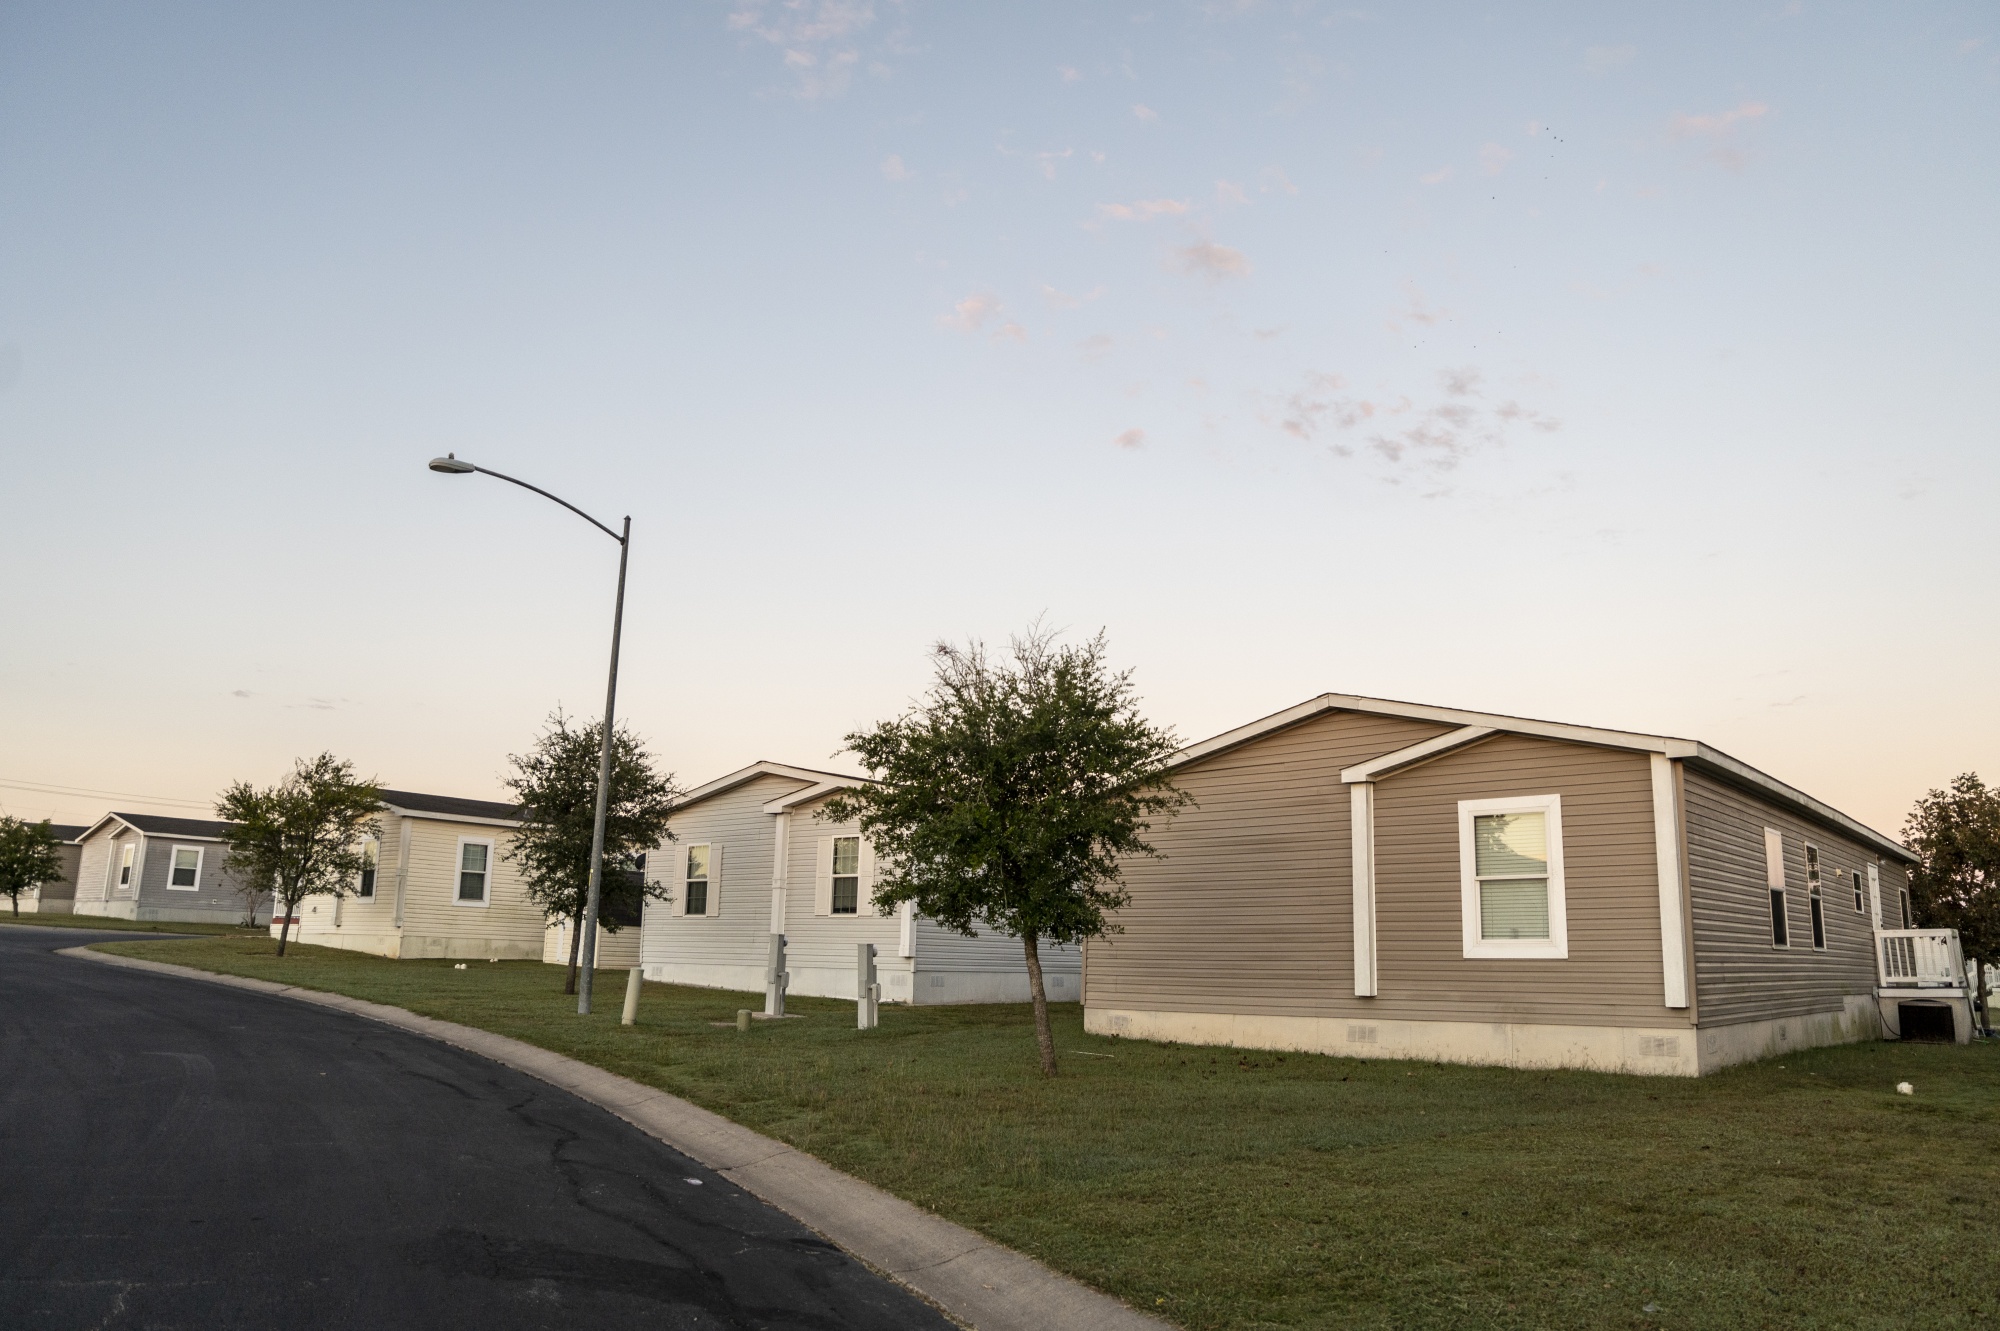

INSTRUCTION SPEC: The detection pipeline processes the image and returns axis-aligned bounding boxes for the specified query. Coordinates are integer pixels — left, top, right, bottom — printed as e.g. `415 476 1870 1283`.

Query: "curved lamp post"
428 452 628 1016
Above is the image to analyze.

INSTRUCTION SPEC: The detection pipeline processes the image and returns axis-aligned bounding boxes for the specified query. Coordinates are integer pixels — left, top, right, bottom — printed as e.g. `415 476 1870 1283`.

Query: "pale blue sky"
3 2 1996 833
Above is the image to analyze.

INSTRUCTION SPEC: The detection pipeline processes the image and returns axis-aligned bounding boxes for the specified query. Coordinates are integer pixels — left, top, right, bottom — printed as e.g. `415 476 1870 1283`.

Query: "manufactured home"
639 762 1080 1005
71 813 268 925
1084 694 1966 1077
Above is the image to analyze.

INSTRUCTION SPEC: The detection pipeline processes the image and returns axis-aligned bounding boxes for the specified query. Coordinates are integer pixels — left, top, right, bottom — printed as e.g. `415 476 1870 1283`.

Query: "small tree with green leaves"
825 627 1189 1077
217 754 382 956
0 817 66 917
504 712 680 994
1905 772 2000 964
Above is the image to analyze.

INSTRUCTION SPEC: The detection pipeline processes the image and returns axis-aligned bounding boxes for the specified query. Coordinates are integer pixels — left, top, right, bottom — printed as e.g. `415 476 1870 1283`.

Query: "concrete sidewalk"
62 946 1169 1331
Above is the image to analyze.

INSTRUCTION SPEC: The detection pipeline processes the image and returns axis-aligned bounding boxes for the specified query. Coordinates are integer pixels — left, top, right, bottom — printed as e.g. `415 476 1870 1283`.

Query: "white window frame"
166 844 204 892
1765 827 1789 948
681 842 712 918
355 837 378 900
117 841 137 893
1852 868 1865 914
453 836 494 908
1457 794 1567 959
1804 843 1826 951
830 835 862 916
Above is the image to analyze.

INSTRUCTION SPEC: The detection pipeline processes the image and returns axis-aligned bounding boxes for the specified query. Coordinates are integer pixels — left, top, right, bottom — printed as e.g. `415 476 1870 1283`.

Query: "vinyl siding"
782 795 908 978
1085 709 1450 1015
137 835 260 919
641 773 813 980
1684 768 1901 1025
912 917 1079 976
1369 733 1678 1027
393 818 544 957
1086 712 1686 1029
73 830 115 906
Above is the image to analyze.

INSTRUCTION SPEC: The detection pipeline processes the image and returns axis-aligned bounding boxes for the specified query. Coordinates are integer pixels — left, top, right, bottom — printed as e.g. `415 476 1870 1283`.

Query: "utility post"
856 942 879 1030
765 933 789 1017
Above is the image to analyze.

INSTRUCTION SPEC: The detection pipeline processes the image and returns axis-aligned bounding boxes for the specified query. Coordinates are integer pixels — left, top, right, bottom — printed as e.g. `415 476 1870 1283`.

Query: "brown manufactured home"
1084 695 1971 1076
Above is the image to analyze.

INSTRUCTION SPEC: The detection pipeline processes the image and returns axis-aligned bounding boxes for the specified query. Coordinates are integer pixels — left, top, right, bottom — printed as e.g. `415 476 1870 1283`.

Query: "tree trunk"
564 905 584 995
1021 931 1057 1078
276 897 293 957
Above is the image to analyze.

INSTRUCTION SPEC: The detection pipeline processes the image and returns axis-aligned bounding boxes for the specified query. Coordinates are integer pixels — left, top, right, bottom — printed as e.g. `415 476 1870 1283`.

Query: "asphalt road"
0 927 956 1330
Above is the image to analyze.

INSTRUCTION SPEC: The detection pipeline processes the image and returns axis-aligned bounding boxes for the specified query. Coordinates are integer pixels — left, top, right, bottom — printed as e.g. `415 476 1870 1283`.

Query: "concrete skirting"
1692 996 1884 1071
911 969 1081 1006
1086 1006 1704 1076
71 900 139 921
61 946 1165 1331
641 960 770 994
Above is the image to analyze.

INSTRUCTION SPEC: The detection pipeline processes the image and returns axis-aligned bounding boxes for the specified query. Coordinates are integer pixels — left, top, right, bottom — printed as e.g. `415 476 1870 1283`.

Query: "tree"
217 754 382 956
824 627 1189 1078
504 712 680 995
0 817 66 917
1904 772 2000 963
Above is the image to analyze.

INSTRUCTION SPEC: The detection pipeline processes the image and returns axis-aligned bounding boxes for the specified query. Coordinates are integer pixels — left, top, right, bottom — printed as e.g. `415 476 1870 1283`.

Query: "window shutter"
814 837 834 916
708 843 722 918
857 839 877 917
1763 828 1785 889
1866 864 1882 927
672 842 690 916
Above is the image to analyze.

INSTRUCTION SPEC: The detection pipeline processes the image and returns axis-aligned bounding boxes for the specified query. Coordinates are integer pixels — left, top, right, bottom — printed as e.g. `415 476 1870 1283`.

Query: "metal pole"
577 515 631 1016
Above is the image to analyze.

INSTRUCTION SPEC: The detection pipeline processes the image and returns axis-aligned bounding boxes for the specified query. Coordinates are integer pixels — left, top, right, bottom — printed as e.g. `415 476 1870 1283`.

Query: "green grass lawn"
87 936 1999 1331
1 913 264 936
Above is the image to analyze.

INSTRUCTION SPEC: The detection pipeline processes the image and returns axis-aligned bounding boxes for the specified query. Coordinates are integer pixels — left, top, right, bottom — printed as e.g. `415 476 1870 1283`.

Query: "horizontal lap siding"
396 819 545 945
1684 770 1899 1025
1372 735 1677 1028
642 774 808 972
784 797 906 973
1086 710 1450 1016
915 918 1078 974
73 831 113 905
319 816 406 939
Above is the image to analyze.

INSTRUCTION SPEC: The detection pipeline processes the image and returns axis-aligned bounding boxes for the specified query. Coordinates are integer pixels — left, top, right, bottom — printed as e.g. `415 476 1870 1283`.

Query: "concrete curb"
59 945 1170 1331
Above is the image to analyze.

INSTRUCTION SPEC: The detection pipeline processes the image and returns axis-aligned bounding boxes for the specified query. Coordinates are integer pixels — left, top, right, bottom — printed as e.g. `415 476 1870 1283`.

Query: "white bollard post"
621 967 642 1026
856 942 879 1030
765 933 788 1017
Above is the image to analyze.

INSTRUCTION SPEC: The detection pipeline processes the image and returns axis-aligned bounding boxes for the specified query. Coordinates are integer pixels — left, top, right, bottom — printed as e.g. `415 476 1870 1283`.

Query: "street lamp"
428 451 629 1016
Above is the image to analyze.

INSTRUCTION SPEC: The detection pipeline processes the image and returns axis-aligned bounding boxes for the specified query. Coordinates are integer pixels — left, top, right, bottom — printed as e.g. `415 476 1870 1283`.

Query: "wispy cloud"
1098 197 1191 221
1584 43 1635 75
1214 180 1249 206
1058 65 1082 83
938 292 1002 333
1260 166 1298 195
1265 366 1559 491
1669 100 1771 171
1115 428 1146 449
879 153 911 182
1479 143 1512 176
1000 144 1078 181
727 1 881 99
1387 282 1449 331
1172 239 1251 281
1132 103 1159 122
1420 165 1453 185
1079 334 1115 361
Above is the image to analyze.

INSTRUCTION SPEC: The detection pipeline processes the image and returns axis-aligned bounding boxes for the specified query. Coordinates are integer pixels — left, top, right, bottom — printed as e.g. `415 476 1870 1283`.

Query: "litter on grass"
1896 1082 1914 1095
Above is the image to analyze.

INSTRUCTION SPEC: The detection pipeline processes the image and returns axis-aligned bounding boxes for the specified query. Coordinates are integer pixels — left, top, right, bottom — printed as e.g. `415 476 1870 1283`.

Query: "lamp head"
428 453 476 475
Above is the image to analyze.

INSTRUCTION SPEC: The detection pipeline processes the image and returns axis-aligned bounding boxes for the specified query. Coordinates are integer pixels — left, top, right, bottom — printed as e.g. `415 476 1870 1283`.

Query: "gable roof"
45 824 88 843
379 789 523 825
1174 692 1914 863
675 761 868 814
80 812 239 842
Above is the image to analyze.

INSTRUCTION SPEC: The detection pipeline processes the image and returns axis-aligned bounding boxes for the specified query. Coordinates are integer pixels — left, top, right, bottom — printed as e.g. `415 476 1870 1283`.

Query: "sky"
2 1 1996 837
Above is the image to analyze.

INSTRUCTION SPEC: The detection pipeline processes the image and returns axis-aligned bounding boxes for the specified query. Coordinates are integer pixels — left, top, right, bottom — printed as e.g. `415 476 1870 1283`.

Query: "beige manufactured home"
1084 695 1965 1077
640 762 1080 1005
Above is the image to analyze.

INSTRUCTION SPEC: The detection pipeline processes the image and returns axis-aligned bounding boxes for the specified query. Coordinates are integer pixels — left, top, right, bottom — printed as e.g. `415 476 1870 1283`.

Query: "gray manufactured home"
71 813 269 926
1084 694 1968 1076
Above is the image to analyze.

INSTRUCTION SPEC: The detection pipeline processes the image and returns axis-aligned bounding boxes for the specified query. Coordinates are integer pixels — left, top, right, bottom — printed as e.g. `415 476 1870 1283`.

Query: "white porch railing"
1876 928 1965 989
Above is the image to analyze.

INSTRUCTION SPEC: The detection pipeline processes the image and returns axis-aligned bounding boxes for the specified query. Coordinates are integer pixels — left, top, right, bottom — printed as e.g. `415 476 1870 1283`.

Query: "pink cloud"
1173 240 1250 281
1669 101 1770 138
1115 428 1146 449
1098 198 1191 221
938 292 1002 333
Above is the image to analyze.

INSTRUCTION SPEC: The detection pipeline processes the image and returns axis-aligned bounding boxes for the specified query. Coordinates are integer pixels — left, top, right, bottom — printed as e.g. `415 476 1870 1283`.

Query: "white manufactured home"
640 762 1080 1005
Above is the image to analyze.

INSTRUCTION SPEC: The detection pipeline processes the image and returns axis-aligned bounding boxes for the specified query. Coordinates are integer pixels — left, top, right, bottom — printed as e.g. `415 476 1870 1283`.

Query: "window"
1764 828 1788 947
831 836 860 914
168 845 202 891
118 842 136 890
1457 795 1567 959
1900 887 1913 929
1805 844 1826 950
455 839 491 905
683 844 710 916
1853 869 1865 913
355 839 378 899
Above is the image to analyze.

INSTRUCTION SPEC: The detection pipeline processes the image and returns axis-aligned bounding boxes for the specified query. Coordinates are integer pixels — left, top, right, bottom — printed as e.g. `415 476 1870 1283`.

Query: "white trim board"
678 760 868 813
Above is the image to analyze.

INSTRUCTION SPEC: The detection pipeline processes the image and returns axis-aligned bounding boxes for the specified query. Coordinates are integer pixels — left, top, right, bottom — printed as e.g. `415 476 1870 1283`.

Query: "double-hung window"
1805 844 1826 950
683 844 710 916
831 836 861 915
1458 795 1567 959
1852 869 1865 913
168 845 202 890
1764 828 1789 947
118 842 136 890
356 838 378 899
455 839 491 905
